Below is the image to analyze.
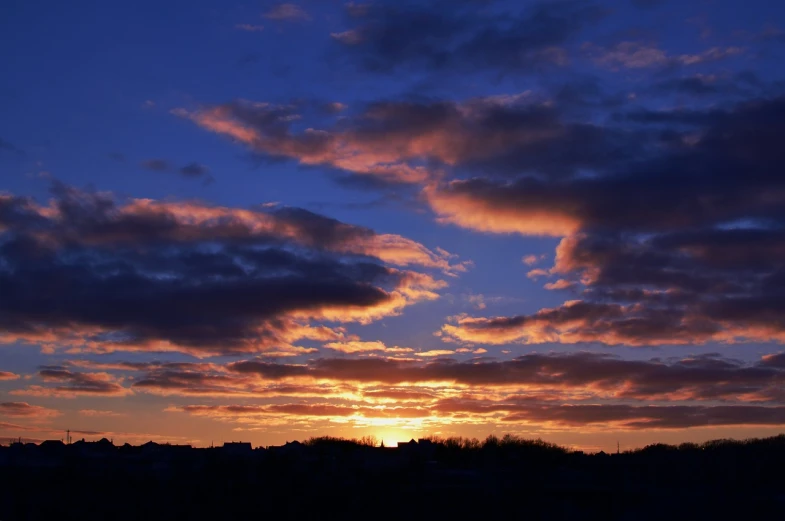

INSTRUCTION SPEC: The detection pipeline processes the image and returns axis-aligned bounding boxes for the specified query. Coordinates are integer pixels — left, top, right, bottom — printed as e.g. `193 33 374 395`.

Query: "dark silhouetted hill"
1 433 784 520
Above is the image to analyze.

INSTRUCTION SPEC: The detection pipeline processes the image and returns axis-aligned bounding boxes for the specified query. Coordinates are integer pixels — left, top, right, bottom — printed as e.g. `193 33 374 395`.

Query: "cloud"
65 360 162 372
172 400 785 430
0 402 61 418
172 403 431 421
141 159 214 183
330 0 604 75
584 41 744 70
179 163 209 177
414 349 455 357
79 409 124 417
173 100 431 184
761 352 785 369
179 163 214 184
55 351 781 430
223 352 785 400
631 0 665 7
650 74 754 97
175 93 636 185
129 361 337 398
171 388 785 431
0 184 455 356
498 404 785 429
363 389 437 402
264 4 310 21
439 298 775 347
11 368 130 398
441 229 785 346
132 369 254 397
423 95 785 346
543 279 574 291
140 158 171 172
92 360 329 398
323 340 413 354
0 422 45 432
321 101 347 114
522 254 545 266
676 47 745 66
0 371 20 380
0 138 24 155
584 41 670 69
236 24 264 32
425 181 577 237
466 294 486 310
330 30 363 45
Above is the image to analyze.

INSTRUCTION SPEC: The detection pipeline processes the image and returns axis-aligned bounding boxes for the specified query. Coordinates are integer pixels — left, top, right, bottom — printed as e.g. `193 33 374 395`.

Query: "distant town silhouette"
2 433 784 519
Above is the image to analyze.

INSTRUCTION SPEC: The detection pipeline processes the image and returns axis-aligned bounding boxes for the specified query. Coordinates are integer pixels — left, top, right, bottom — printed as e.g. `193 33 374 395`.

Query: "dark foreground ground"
1 434 784 520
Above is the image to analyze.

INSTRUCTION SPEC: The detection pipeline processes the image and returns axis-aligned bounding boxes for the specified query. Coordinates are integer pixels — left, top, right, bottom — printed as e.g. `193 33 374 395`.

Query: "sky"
1 0 785 452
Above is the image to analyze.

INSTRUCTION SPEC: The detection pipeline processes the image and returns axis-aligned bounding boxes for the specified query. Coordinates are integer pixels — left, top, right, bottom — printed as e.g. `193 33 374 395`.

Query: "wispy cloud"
236 23 264 32
0 402 61 418
140 159 214 183
263 3 310 21
0 137 24 155
11 368 131 398
584 41 744 70
79 409 125 417
323 341 414 354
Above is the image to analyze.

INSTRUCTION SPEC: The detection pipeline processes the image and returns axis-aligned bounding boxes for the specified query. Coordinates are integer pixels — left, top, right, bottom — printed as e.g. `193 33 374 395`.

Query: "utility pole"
617 441 620 455
66 429 71 445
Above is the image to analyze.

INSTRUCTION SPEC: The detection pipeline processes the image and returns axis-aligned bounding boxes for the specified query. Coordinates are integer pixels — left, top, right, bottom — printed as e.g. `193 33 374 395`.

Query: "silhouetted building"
397 439 417 449
39 440 65 450
220 442 253 456
1 433 785 519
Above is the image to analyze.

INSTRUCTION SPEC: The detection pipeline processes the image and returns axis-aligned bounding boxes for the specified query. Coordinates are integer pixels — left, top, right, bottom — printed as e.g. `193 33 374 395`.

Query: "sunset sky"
2 0 785 452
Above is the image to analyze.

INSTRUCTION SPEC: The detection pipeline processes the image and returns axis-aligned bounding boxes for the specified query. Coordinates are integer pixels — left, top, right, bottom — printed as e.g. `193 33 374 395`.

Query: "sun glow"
374 428 417 448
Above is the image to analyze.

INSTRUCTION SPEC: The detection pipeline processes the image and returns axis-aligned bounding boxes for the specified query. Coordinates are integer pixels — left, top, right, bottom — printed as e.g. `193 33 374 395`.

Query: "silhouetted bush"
1 433 784 520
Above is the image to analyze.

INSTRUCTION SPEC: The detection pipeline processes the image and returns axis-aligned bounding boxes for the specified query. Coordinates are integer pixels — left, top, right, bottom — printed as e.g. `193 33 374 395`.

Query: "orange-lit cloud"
424 182 580 237
323 341 414 354
441 225 785 347
544 279 574 290
10 368 131 398
9 186 461 273
5 350 781 415
421 96 785 349
224 351 785 402
522 254 545 266
0 402 61 418
0 422 47 432
439 300 785 347
173 94 612 188
79 409 125 417
414 350 455 357
170 400 785 432
0 185 459 357
12 350 775 434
